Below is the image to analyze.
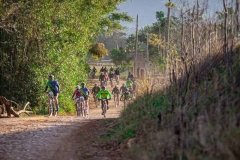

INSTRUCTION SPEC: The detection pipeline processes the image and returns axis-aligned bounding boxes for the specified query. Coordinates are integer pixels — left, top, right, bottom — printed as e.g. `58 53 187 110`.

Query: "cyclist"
132 79 139 92
114 67 120 82
120 83 128 100
110 66 114 72
99 72 106 86
80 82 90 115
71 85 84 110
126 78 133 88
127 72 134 81
92 66 97 73
44 74 60 112
103 66 108 73
112 85 120 105
97 86 112 115
91 83 101 97
104 71 109 81
72 85 84 99
108 71 115 86
100 66 104 73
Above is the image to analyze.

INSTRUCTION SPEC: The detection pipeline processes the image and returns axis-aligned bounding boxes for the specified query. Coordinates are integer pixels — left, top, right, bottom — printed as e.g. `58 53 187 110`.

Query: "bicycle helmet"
128 78 131 81
76 85 80 89
102 86 106 90
81 82 85 85
49 74 54 78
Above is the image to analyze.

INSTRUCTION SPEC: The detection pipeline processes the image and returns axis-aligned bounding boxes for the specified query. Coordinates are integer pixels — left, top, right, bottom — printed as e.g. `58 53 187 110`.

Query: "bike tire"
103 103 106 118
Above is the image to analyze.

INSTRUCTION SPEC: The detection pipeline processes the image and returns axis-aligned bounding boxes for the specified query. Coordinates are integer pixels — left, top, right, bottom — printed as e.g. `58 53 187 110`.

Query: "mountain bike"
93 93 99 108
47 91 56 117
120 91 132 109
100 98 109 118
100 80 107 87
115 75 119 85
76 96 85 117
92 71 96 78
113 93 120 107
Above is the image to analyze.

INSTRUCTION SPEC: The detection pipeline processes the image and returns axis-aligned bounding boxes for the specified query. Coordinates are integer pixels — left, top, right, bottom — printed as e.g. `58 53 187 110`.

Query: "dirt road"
0 78 126 160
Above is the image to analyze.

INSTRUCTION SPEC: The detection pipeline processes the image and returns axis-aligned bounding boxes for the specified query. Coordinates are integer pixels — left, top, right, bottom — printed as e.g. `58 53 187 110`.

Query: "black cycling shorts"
84 95 89 100
53 92 58 97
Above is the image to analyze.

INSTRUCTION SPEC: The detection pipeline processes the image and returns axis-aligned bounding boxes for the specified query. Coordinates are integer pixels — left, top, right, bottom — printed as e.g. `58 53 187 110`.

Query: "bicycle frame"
76 96 85 117
101 99 107 118
113 93 119 107
48 91 55 116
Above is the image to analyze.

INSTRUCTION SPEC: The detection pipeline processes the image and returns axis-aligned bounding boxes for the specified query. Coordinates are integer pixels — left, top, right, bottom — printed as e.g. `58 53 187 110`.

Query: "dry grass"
107 44 240 160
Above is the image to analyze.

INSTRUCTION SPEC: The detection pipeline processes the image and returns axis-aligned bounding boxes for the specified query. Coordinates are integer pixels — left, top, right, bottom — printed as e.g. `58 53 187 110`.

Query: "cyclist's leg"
84 97 89 115
101 100 104 115
117 94 119 105
54 92 59 111
106 99 109 109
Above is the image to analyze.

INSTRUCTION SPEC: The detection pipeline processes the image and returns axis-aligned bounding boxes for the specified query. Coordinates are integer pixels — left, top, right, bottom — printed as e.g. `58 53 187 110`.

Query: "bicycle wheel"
80 102 84 117
110 80 113 88
103 103 106 118
48 99 54 116
76 102 80 116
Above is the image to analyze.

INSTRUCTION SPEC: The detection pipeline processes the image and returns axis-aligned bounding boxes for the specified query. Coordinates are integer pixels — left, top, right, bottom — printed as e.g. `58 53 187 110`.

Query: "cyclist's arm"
44 86 48 92
57 84 60 92
97 91 102 99
71 93 75 99
106 90 112 99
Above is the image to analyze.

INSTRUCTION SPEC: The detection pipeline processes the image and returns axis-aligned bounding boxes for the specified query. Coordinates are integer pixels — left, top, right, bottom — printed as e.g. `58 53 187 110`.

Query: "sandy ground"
0 78 126 160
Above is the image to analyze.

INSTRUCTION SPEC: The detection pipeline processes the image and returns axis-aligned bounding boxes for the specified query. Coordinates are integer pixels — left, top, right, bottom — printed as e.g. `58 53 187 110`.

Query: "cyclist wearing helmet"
127 72 134 81
110 66 114 72
120 83 128 100
112 85 120 95
92 66 97 73
126 78 133 88
91 83 100 96
103 66 108 73
44 74 60 112
104 71 109 81
100 66 104 73
108 71 115 79
80 82 90 115
99 72 106 86
72 85 84 100
97 86 112 115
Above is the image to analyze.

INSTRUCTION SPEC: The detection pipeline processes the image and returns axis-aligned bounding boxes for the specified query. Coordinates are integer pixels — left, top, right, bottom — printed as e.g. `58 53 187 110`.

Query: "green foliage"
0 0 128 113
89 42 109 60
110 48 133 71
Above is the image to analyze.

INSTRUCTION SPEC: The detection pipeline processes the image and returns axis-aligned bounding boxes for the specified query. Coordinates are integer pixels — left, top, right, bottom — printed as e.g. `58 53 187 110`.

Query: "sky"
117 0 223 34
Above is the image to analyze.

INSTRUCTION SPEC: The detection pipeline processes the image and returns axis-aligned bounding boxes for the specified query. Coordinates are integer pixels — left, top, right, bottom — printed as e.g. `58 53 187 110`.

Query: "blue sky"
117 0 223 34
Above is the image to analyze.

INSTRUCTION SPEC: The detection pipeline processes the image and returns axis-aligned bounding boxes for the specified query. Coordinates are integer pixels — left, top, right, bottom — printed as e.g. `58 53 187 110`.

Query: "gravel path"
0 78 125 160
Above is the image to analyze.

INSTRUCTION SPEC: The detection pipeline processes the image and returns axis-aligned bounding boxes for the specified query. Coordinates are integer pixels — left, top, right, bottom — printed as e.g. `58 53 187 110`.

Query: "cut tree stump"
0 96 32 118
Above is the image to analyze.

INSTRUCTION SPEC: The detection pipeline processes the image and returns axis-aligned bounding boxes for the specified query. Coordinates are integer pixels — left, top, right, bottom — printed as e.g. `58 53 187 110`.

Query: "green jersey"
126 80 133 87
97 90 112 99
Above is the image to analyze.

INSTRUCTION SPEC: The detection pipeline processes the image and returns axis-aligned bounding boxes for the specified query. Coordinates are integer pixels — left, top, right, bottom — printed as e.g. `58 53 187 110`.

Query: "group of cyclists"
44 66 139 117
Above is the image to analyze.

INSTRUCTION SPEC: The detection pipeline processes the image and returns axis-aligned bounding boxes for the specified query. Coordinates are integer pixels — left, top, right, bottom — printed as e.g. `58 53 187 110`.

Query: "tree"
0 0 131 112
110 48 133 71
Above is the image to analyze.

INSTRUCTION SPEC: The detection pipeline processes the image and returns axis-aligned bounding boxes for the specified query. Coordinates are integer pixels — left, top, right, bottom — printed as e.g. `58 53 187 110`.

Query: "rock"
127 138 136 148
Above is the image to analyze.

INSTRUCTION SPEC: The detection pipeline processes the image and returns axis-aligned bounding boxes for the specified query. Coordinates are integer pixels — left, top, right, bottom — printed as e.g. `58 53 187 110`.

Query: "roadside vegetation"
0 0 132 114
102 0 240 159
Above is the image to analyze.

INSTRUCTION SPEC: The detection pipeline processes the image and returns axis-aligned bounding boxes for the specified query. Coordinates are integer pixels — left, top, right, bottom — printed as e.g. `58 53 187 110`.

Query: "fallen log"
0 96 32 118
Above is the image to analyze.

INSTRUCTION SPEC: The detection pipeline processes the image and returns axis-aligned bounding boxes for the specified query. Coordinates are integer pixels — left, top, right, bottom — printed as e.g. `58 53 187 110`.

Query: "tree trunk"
0 96 32 118
236 0 239 38
223 0 228 66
